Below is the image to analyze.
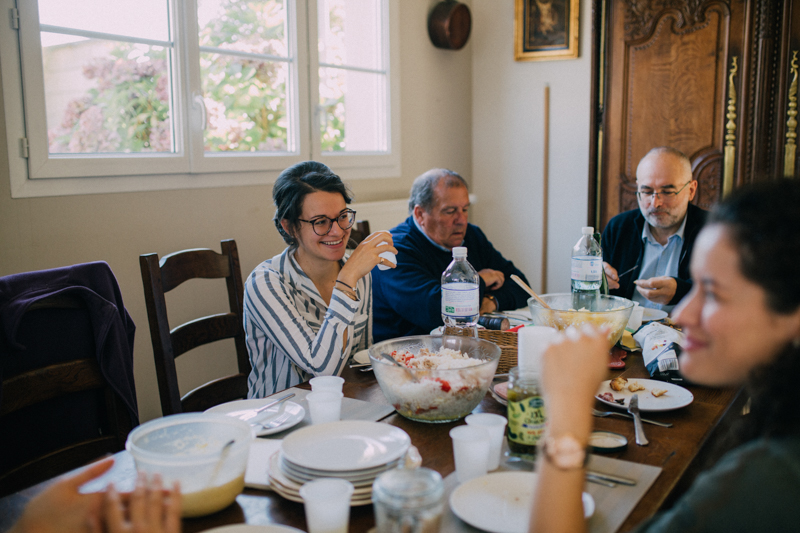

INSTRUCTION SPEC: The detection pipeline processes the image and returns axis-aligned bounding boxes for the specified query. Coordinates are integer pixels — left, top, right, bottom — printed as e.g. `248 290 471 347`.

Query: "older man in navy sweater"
372 169 531 342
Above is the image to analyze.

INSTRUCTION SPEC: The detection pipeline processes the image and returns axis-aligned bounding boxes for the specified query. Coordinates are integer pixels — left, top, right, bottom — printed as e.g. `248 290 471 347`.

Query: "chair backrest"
348 220 372 248
0 292 133 497
140 239 251 416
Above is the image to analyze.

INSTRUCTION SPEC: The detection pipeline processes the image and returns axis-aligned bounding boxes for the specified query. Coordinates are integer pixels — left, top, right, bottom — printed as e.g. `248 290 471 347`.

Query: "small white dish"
281 420 410 471
642 308 668 322
450 471 594 533
206 399 305 436
596 378 693 411
352 349 371 364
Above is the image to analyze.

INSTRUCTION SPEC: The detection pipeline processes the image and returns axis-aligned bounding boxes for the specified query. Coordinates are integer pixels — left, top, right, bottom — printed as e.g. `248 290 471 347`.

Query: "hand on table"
478 269 504 290
104 473 181 533
479 296 497 315
338 231 397 287
9 459 182 533
602 262 620 290
9 458 113 533
634 276 677 305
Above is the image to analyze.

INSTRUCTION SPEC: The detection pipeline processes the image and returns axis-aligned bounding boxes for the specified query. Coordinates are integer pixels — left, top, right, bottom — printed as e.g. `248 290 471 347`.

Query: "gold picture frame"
515 0 580 62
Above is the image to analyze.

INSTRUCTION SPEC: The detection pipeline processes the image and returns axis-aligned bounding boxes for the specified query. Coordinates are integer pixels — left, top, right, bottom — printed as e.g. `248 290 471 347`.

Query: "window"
0 0 399 197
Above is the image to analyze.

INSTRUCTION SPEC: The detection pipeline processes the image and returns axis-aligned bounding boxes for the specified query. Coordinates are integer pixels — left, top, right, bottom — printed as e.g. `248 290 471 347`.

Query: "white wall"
470 0 593 294
0 0 473 423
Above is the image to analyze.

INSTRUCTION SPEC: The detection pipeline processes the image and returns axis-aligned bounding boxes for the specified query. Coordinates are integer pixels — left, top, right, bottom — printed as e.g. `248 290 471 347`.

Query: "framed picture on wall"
515 0 580 61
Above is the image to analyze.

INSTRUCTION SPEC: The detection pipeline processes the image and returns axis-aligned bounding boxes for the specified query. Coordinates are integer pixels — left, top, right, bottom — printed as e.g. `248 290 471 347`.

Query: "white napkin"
245 438 283 490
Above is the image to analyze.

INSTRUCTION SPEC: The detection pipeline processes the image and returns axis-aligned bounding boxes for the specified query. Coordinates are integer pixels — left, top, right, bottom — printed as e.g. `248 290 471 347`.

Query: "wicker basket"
478 330 518 374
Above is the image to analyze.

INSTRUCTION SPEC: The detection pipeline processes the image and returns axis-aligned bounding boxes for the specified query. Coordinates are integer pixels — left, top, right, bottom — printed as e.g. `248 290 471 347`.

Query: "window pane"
201 53 290 152
38 0 170 42
44 37 174 154
319 67 386 152
318 0 383 69
198 0 288 57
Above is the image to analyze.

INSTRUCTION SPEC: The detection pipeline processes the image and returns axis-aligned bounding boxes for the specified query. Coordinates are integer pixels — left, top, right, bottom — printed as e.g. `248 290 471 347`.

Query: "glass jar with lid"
506 366 546 458
372 467 444 533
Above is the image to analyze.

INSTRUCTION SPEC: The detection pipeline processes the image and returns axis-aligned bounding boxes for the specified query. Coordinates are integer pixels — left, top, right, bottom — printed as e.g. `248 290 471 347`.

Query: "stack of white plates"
268 420 411 506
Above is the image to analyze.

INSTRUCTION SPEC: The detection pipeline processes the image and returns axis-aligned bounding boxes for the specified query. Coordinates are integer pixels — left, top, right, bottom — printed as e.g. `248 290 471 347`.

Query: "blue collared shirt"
633 216 688 312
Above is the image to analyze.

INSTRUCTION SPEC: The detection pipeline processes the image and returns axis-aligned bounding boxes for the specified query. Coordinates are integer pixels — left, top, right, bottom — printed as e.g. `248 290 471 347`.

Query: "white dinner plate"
450 472 594 533
596 378 693 411
268 453 375 495
281 420 411 471
203 525 305 533
280 455 398 484
206 399 305 436
353 349 371 364
642 308 668 322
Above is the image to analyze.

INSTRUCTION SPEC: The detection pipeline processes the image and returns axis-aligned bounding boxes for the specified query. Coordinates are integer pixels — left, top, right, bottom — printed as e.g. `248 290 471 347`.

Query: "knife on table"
628 394 649 446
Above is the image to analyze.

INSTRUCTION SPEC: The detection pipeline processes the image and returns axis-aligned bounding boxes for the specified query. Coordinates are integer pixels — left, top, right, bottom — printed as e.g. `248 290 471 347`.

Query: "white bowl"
126 412 253 517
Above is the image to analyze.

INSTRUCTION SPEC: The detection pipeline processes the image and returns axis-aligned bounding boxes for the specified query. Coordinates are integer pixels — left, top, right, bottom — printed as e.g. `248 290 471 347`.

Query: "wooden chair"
0 293 133 497
140 239 251 416
348 220 372 248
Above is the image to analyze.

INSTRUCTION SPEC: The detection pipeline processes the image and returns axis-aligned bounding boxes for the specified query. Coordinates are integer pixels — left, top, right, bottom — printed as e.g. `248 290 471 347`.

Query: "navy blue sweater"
372 217 530 341
601 204 708 306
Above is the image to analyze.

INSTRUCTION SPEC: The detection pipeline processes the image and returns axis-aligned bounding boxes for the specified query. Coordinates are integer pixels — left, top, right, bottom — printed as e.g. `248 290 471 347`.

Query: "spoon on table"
510 275 551 309
380 353 419 382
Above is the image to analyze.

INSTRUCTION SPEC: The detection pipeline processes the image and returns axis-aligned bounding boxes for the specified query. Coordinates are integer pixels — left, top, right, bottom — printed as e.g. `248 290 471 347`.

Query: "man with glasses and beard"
602 147 708 312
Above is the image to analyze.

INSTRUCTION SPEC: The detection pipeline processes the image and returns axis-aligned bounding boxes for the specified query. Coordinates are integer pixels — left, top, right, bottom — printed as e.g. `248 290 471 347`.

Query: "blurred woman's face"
672 224 800 387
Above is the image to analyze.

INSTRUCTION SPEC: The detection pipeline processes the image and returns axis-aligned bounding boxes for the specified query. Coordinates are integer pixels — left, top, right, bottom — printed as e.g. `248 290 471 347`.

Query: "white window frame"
0 0 400 198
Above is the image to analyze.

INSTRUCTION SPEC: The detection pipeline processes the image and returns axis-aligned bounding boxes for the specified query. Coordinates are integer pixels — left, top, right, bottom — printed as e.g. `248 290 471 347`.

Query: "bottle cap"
582 226 594 235
452 246 467 258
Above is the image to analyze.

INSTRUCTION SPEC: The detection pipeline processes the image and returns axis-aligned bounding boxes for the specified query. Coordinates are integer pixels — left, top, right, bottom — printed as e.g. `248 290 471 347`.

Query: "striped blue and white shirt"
243 248 372 397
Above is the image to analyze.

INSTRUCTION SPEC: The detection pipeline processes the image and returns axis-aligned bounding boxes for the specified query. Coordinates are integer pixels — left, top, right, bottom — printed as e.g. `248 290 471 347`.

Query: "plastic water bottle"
441 247 480 336
571 226 602 293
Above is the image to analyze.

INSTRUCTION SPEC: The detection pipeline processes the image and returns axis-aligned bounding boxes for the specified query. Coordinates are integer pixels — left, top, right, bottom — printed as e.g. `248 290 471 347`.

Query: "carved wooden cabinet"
589 0 800 228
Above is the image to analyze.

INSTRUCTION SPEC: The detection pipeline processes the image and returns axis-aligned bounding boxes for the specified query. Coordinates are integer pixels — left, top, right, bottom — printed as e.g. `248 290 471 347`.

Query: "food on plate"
652 389 668 397
628 381 646 393
610 377 628 391
597 392 615 402
379 347 490 421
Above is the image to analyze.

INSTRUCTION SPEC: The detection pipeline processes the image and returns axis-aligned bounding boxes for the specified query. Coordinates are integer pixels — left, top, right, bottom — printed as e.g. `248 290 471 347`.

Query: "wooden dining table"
0 348 743 533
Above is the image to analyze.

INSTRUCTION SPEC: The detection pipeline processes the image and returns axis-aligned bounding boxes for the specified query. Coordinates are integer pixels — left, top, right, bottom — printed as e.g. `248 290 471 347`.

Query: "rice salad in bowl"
369 335 501 423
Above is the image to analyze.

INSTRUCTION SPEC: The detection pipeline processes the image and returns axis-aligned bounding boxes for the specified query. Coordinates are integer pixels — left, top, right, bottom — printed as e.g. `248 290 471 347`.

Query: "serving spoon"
380 352 419 382
510 274 551 309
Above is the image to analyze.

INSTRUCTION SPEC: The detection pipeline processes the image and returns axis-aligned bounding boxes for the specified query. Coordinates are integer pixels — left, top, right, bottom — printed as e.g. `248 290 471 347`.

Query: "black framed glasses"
636 180 692 201
298 209 356 236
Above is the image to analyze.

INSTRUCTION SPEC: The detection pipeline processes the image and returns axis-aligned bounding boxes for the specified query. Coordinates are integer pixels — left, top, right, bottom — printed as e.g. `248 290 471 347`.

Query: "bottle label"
571 256 602 282
441 282 479 317
507 395 546 446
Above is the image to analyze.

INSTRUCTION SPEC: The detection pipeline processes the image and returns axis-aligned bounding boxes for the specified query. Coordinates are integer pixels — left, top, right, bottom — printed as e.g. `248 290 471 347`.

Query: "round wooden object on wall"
428 1 471 50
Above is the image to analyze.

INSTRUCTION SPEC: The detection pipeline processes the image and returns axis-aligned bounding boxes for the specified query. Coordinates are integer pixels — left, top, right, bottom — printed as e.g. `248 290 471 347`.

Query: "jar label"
507 396 546 446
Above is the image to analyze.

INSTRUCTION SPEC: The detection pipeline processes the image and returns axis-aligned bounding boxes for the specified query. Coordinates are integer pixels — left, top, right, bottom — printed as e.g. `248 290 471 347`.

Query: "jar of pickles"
506 366 546 458
372 467 444 533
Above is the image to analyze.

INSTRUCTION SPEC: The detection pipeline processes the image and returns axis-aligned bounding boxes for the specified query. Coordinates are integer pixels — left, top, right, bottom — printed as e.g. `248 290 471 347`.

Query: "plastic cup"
299 478 354 533
306 391 343 424
465 413 508 470
309 375 345 393
517 326 559 374
449 425 490 483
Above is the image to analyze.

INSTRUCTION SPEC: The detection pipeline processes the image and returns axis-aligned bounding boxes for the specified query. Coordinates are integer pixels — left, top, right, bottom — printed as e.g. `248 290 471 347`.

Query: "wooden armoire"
589 0 800 229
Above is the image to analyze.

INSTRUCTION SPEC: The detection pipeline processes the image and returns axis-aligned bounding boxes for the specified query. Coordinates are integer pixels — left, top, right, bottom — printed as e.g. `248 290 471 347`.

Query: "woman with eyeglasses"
529 179 800 532
243 161 397 397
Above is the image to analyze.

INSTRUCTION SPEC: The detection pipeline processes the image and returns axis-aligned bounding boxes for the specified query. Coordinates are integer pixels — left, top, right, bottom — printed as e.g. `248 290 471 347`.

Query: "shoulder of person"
687 203 709 222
